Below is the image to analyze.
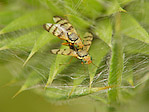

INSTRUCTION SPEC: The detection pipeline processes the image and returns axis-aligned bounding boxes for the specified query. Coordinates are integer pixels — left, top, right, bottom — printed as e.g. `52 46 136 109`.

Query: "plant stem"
108 12 123 104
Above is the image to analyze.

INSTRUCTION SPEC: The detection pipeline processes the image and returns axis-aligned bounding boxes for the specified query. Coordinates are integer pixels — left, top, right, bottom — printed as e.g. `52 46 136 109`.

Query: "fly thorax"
67 32 79 42
76 50 88 59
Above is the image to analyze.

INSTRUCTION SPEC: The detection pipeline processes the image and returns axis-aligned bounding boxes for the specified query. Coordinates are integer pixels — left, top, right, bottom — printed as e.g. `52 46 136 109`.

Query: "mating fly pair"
43 16 93 64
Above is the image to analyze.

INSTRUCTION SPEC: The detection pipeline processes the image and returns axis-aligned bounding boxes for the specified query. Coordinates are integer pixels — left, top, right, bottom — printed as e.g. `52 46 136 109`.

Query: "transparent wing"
43 23 68 40
53 16 84 48
83 32 93 51
53 16 77 33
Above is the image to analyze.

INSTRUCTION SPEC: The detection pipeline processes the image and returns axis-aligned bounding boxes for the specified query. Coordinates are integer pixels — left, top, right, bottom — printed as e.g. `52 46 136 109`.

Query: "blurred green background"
0 0 149 112
0 65 99 112
0 65 149 112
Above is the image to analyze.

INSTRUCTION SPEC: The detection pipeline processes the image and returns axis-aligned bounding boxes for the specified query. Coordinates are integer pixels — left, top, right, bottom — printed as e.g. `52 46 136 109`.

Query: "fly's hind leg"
59 57 74 66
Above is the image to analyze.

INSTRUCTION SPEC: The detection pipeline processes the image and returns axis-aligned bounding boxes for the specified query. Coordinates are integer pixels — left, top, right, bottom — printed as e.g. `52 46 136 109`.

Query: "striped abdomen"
51 49 77 57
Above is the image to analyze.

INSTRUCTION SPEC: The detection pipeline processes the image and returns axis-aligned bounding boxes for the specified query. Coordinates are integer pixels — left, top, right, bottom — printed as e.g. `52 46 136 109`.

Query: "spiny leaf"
123 36 149 54
64 0 104 19
67 14 91 32
121 13 149 43
64 0 84 17
69 77 86 97
127 0 149 28
0 10 52 34
44 86 113 100
100 0 126 15
41 0 65 16
94 18 113 46
0 30 41 51
88 38 110 88
13 71 45 98
66 62 88 97
45 45 72 88
0 10 24 26
23 31 58 66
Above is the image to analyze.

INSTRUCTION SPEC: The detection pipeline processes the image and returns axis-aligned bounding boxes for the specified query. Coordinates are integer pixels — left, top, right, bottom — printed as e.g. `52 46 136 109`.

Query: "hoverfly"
51 32 93 64
43 16 84 49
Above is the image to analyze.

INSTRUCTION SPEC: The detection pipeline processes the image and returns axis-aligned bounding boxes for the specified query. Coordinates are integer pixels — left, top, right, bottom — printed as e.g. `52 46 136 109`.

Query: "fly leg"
59 57 74 66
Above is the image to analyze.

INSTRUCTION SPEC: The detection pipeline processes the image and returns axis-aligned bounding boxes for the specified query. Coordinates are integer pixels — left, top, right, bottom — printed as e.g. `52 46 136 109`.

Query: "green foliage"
0 0 148 110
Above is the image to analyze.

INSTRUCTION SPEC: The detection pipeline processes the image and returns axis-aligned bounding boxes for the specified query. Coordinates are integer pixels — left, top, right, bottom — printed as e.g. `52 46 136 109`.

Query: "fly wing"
83 32 93 51
53 16 77 34
51 49 78 57
53 16 84 48
43 23 68 40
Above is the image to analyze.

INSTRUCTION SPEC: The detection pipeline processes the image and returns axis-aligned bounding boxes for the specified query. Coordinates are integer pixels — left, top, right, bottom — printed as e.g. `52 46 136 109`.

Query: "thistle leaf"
94 18 113 46
45 45 72 88
88 38 110 88
23 31 58 66
121 13 149 43
0 10 52 34
0 30 41 51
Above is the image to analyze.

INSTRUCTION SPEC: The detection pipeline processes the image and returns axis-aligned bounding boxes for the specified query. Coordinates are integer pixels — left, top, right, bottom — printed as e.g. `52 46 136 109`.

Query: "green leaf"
13 71 45 98
0 10 23 26
127 0 149 29
64 0 104 19
45 45 72 88
0 10 52 34
23 31 59 66
121 13 149 43
41 0 65 16
68 75 86 97
94 18 113 46
88 38 110 88
67 15 91 32
123 36 149 54
64 60 89 97
0 30 41 51
99 0 126 15
44 86 112 100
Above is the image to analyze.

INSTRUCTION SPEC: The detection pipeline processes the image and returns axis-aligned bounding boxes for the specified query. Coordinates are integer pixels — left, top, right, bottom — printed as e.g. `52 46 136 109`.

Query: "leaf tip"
44 82 51 90
68 86 76 98
12 87 25 99
23 51 35 67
